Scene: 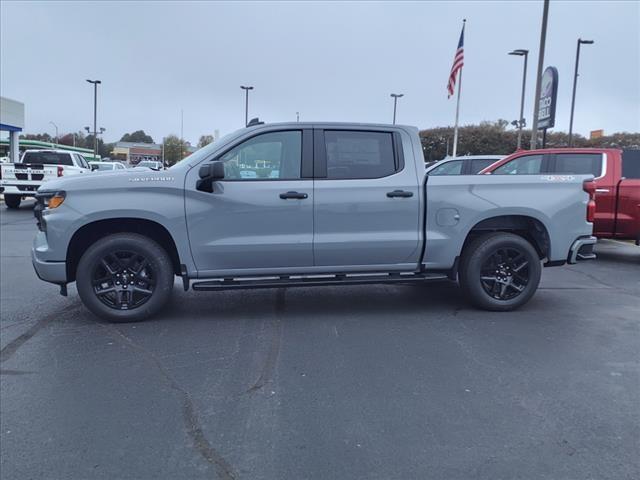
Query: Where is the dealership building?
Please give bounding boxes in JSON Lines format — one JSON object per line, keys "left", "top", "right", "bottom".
{"left": 112, "top": 141, "right": 162, "bottom": 165}
{"left": 0, "top": 96, "right": 25, "bottom": 162}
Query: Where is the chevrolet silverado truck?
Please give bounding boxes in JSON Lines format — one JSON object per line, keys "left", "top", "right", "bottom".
{"left": 32, "top": 122, "right": 596, "bottom": 322}
{"left": 1, "top": 149, "right": 92, "bottom": 209}
{"left": 481, "top": 148, "right": 640, "bottom": 244}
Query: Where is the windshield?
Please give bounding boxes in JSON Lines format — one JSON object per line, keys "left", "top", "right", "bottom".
{"left": 169, "top": 128, "right": 247, "bottom": 169}
{"left": 93, "top": 163, "right": 114, "bottom": 171}
{"left": 22, "top": 151, "right": 73, "bottom": 166}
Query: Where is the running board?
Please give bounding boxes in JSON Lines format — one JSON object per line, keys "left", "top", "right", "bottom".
{"left": 192, "top": 272, "right": 449, "bottom": 291}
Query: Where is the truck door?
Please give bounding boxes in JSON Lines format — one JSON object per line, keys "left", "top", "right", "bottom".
{"left": 312, "top": 128, "right": 421, "bottom": 270}
{"left": 184, "top": 129, "right": 314, "bottom": 275}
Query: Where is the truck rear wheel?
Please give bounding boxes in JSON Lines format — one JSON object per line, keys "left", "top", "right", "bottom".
{"left": 459, "top": 232, "right": 541, "bottom": 311}
{"left": 76, "top": 233, "right": 174, "bottom": 322}
{"left": 4, "top": 194, "right": 21, "bottom": 209}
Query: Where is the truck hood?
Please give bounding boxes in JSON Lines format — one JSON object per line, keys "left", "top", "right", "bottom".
{"left": 38, "top": 169, "right": 183, "bottom": 193}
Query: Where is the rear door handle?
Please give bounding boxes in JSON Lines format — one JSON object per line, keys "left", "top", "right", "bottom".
{"left": 279, "top": 191, "right": 308, "bottom": 200}
{"left": 386, "top": 190, "right": 413, "bottom": 198}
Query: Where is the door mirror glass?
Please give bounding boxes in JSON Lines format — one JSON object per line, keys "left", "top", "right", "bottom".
{"left": 198, "top": 161, "right": 225, "bottom": 180}
{"left": 196, "top": 161, "right": 225, "bottom": 192}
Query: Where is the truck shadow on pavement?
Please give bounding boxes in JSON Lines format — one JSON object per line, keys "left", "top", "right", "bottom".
{"left": 151, "top": 281, "right": 533, "bottom": 325}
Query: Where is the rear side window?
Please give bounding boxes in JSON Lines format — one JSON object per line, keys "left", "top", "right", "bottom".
{"left": 622, "top": 149, "right": 640, "bottom": 179}
{"left": 492, "top": 155, "right": 543, "bottom": 175}
{"left": 470, "top": 158, "right": 498, "bottom": 174}
{"left": 76, "top": 154, "right": 90, "bottom": 169}
{"left": 22, "top": 151, "right": 73, "bottom": 166}
{"left": 554, "top": 153, "right": 602, "bottom": 177}
{"left": 325, "top": 131, "right": 395, "bottom": 179}
{"left": 428, "top": 160, "right": 463, "bottom": 175}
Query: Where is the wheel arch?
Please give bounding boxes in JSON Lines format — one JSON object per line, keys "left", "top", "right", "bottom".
{"left": 461, "top": 215, "right": 551, "bottom": 260}
{"left": 66, "top": 218, "right": 181, "bottom": 282}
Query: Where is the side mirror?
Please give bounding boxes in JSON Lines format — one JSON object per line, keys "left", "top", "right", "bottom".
{"left": 196, "top": 161, "right": 225, "bottom": 192}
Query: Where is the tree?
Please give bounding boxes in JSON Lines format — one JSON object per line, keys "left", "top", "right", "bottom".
{"left": 163, "top": 135, "right": 187, "bottom": 166}
{"left": 198, "top": 135, "right": 214, "bottom": 148}
{"left": 418, "top": 120, "right": 640, "bottom": 162}
{"left": 20, "top": 133, "right": 53, "bottom": 142}
{"left": 120, "top": 130, "right": 154, "bottom": 144}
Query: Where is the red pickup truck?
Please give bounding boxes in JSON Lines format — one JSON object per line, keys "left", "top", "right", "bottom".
{"left": 481, "top": 148, "right": 640, "bottom": 244}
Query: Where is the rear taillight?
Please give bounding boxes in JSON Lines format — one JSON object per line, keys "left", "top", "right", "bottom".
{"left": 583, "top": 180, "right": 596, "bottom": 222}
{"left": 57, "top": 166, "right": 63, "bottom": 177}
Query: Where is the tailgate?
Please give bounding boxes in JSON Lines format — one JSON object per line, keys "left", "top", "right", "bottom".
{"left": 2, "top": 163, "right": 58, "bottom": 181}
{"left": 616, "top": 179, "right": 640, "bottom": 240}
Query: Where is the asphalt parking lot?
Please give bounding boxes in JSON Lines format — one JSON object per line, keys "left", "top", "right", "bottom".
{"left": 1, "top": 200, "right": 638, "bottom": 480}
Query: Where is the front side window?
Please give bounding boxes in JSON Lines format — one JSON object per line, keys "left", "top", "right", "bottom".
{"left": 219, "top": 130, "right": 302, "bottom": 180}
{"left": 324, "top": 131, "right": 395, "bottom": 179}
{"left": 429, "top": 160, "right": 463, "bottom": 175}
{"left": 492, "top": 155, "right": 544, "bottom": 175}
{"left": 554, "top": 153, "right": 602, "bottom": 177}
{"left": 76, "top": 154, "right": 90, "bottom": 169}
{"left": 470, "top": 158, "right": 499, "bottom": 174}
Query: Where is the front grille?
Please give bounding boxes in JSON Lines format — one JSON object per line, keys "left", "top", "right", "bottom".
{"left": 32, "top": 174, "right": 44, "bottom": 181}
{"left": 15, "top": 173, "right": 28, "bottom": 180}
{"left": 34, "top": 193, "right": 51, "bottom": 231}
{"left": 17, "top": 185, "right": 38, "bottom": 192}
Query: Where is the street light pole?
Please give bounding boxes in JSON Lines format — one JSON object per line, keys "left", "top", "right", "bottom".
{"left": 390, "top": 93, "right": 404, "bottom": 125}
{"left": 530, "top": 0, "right": 549, "bottom": 149}
{"left": 240, "top": 85, "right": 254, "bottom": 126}
{"left": 86, "top": 79, "right": 101, "bottom": 159}
{"left": 509, "top": 49, "right": 529, "bottom": 149}
{"left": 568, "top": 38, "right": 594, "bottom": 146}
{"left": 49, "top": 121, "right": 59, "bottom": 144}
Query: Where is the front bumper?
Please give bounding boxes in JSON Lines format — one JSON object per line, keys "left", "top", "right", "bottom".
{"left": 31, "top": 231, "right": 67, "bottom": 284}
{"left": 568, "top": 236, "right": 597, "bottom": 264}
{"left": 0, "top": 184, "right": 38, "bottom": 196}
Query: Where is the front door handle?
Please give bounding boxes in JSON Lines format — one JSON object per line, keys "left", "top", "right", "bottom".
{"left": 386, "top": 190, "right": 413, "bottom": 198}
{"left": 279, "top": 191, "right": 308, "bottom": 200}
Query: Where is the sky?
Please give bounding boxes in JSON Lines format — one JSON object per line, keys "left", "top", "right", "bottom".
{"left": 1, "top": 0, "right": 639, "bottom": 145}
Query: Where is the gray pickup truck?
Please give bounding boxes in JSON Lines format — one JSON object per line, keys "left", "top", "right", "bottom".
{"left": 32, "top": 122, "right": 596, "bottom": 322}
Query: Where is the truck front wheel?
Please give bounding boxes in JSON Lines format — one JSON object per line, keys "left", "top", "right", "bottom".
{"left": 459, "top": 232, "right": 541, "bottom": 311}
{"left": 76, "top": 233, "right": 174, "bottom": 322}
{"left": 4, "top": 194, "right": 21, "bottom": 209}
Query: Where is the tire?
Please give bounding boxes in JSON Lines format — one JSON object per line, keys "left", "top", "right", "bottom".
{"left": 459, "top": 232, "right": 541, "bottom": 311}
{"left": 4, "top": 194, "right": 21, "bottom": 209}
{"left": 76, "top": 233, "right": 174, "bottom": 322}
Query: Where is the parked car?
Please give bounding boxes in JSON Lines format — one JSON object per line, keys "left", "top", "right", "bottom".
{"left": 89, "top": 161, "right": 127, "bottom": 172}
{"left": 426, "top": 155, "right": 505, "bottom": 175}
{"left": 0, "top": 149, "right": 91, "bottom": 209}
{"left": 32, "top": 122, "right": 596, "bottom": 322}
{"left": 481, "top": 148, "right": 640, "bottom": 244}
{"left": 240, "top": 170, "right": 258, "bottom": 178}
{"left": 137, "top": 160, "right": 164, "bottom": 171}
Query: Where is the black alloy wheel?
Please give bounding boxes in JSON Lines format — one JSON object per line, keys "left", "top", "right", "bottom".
{"left": 92, "top": 251, "right": 156, "bottom": 310}
{"left": 479, "top": 247, "right": 530, "bottom": 301}
{"left": 459, "top": 232, "right": 541, "bottom": 311}
{"left": 76, "top": 233, "right": 174, "bottom": 322}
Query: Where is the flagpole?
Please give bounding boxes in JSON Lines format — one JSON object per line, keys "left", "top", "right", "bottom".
{"left": 452, "top": 67, "right": 463, "bottom": 157}
{"left": 452, "top": 18, "right": 465, "bottom": 158}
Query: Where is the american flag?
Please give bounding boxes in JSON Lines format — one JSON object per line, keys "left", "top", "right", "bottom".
{"left": 447, "top": 22, "right": 465, "bottom": 98}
